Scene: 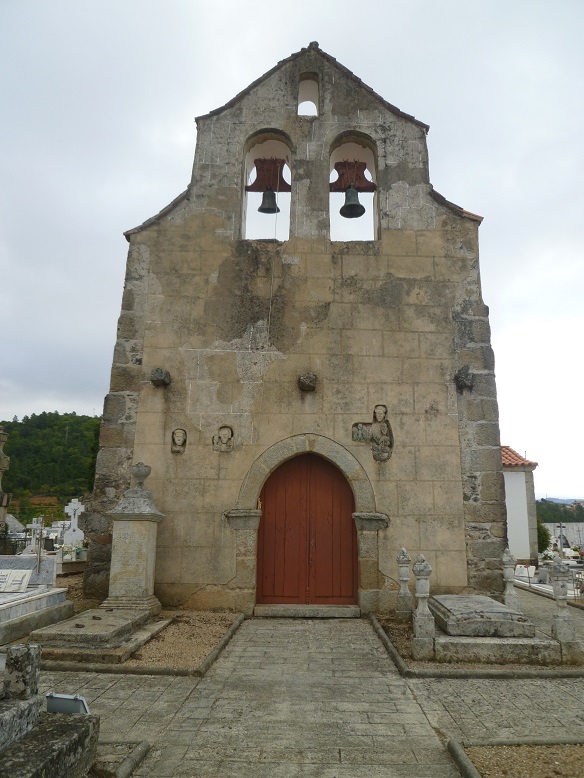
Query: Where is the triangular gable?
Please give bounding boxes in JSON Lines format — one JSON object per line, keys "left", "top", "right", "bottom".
{"left": 196, "top": 41, "right": 430, "bottom": 132}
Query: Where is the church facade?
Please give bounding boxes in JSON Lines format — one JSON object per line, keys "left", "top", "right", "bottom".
{"left": 83, "top": 43, "right": 507, "bottom": 613}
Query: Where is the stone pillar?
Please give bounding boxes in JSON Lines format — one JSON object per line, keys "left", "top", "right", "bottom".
{"left": 549, "top": 556, "right": 583, "bottom": 664}
{"left": 502, "top": 548, "right": 521, "bottom": 611}
{"left": 3, "top": 644, "right": 40, "bottom": 700}
{"left": 411, "top": 554, "right": 435, "bottom": 660}
{"left": 101, "top": 462, "right": 164, "bottom": 614}
{"left": 353, "top": 512, "right": 389, "bottom": 614}
{"left": 226, "top": 509, "right": 262, "bottom": 615}
{"left": 396, "top": 547, "right": 413, "bottom": 621}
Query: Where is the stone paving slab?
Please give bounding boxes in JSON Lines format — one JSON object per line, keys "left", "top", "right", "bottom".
{"left": 408, "top": 675, "right": 584, "bottom": 744}
{"left": 40, "top": 619, "right": 459, "bottom": 777}
{"left": 36, "top": 589, "right": 584, "bottom": 775}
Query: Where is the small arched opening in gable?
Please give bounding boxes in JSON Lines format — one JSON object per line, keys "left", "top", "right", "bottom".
{"left": 297, "top": 73, "right": 319, "bottom": 116}
{"left": 243, "top": 131, "right": 292, "bottom": 241}
{"left": 329, "top": 133, "right": 378, "bottom": 241}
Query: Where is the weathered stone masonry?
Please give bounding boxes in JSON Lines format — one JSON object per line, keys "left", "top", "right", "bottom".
{"left": 82, "top": 42, "right": 507, "bottom": 610}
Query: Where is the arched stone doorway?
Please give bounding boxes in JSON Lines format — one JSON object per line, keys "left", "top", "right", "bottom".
{"left": 257, "top": 453, "right": 358, "bottom": 605}
{"left": 226, "top": 434, "right": 389, "bottom": 614}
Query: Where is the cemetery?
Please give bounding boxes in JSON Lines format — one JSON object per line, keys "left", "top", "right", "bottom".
{"left": 1, "top": 41, "right": 584, "bottom": 777}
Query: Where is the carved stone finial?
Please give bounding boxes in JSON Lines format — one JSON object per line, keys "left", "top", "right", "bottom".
{"left": 396, "top": 547, "right": 413, "bottom": 619}
{"left": 132, "top": 462, "right": 151, "bottom": 489}
{"left": 397, "top": 547, "right": 411, "bottom": 566}
{"left": 413, "top": 553, "right": 432, "bottom": 579}
{"left": 107, "top": 462, "right": 164, "bottom": 525}
{"left": 298, "top": 372, "right": 317, "bottom": 392}
{"left": 502, "top": 548, "right": 516, "bottom": 566}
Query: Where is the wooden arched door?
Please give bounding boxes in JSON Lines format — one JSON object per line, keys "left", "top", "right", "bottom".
{"left": 256, "top": 453, "right": 357, "bottom": 605}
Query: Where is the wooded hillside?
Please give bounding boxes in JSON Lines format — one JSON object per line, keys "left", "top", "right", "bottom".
{"left": 0, "top": 412, "right": 100, "bottom": 518}
{"left": 536, "top": 498, "right": 584, "bottom": 524}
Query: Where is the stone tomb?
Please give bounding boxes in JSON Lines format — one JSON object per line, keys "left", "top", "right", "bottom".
{"left": 0, "top": 557, "right": 73, "bottom": 645}
{"left": 426, "top": 593, "right": 559, "bottom": 664}
{"left": 31, "top": 608, "right": 171, "bottom": 664}
{"left": 429, "top": 594, "right": 535, "bottom": 637}
{"left": 0, "top": 644, "right": 98, "bottom": 776}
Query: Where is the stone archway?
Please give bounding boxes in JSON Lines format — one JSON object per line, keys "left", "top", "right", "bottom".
{"left": 226, "top": 434, "right": 389, "bottom": 613}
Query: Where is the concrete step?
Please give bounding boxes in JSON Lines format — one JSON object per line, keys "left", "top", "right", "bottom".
{"left": 253, "top": 604, "right": 360, "bottom": 618}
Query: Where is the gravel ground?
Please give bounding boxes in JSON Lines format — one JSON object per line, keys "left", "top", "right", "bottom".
{"left": 56, "top": 572, "right": 102, "bottom": 613}
{"left": 465, "top": 744, "right": 584, "bottom": 777}
{"left": 125, "top": 610, "right": 237, "bottom": 669}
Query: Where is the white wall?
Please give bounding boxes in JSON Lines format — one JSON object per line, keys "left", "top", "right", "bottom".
{"left": 504, "top": 471, "right": 530, "bottom": 560}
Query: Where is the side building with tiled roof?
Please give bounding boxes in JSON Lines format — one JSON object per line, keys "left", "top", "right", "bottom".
{"left": 502, "top": 446, "right": 538, "bottom": 563}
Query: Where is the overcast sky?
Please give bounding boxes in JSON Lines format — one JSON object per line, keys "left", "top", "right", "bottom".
{"left": 1, "top": 1, "right": 582, "bottom": 498}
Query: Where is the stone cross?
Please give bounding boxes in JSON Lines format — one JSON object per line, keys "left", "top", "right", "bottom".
{"left": 396, "top": 547, "right": 413, "bottom": 619}
{"left": 63, "top": 498, "right": 85, "bottom": 547}
{"left": 22, "top": 518, "right": 43, "bottom": 555}
{"left": 411, "top": 554, "right": 435, "bottom": 660}
{"left": 549, "top": 556, "right": 583, "bottom": 663}
{"left": 64, "top": 498, "right": 85, "bottom": 528}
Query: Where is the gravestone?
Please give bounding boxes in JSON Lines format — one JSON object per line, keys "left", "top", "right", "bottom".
{"left": 0, "top": 557, "right": 56, "bottom": 588}
{"left": 63, "top": 498, "right": 85, "bottom": 547}
{"left": 21, "top": 519, "right": 43, "bottom": 556}
{"left": 429, "top": 594, "right": 535, "bottom": 638}
{"left": 0, "top": 557, "right": 72, "bottom": 644}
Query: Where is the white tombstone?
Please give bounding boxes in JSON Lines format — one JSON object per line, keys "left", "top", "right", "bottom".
{"left": 63, "top": 498, "right": 85, "bottom": 547}
{"left": 22, "top": 518, "right": 44, "bottom": 555}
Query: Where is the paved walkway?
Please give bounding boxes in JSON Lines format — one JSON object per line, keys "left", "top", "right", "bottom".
{"left": 41, "top": 619, "right": 458, "bottom": 777}
{"left": 38, "top": 590, "right": 584, "bottom": 776}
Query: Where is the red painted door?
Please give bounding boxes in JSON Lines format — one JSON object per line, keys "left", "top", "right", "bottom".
{"left": 256, "top": 454, "right": 357, "bottom": 605}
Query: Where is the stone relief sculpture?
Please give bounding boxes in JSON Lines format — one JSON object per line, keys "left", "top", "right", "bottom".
{"left": 212, "top": 425, "right": 234, "bottom": 452}
{"left": 370, "top": 404, "right": 393, "bottom": 462}
{"left": 171, "top": 428, "right": 187, "bottom": 453}
{"left": 351, "top": 405, "right": 394, "bottom": 462}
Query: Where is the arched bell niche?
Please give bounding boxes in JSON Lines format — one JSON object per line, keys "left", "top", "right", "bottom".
{"left": 243, "top": 131, "right": 292, "bottom": 241}
{"left": 297, "top": 72, "right": 319, "bottom": 116}
{"left": 329, "top": 133, "right": 378, "bottom": 241}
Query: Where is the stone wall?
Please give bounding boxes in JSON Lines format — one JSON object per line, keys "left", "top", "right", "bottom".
{"left": 84, "top": 43, "right": 505, "bottom": 606}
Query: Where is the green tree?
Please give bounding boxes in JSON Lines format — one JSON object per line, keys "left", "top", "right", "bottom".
{"left": 537, "top": 517, "right": 551, "bottom": 554}
{"left": 0, "top": 412, "right": 101, "bottom": 501}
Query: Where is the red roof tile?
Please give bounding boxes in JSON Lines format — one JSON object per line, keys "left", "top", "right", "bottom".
{"left": 501, "top": 446, "right": 538, "bottom": 468}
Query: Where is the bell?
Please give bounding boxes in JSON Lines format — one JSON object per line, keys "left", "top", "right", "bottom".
{"left": 339, "top": 185, "right": 365, "bottom": 219}
{"left": 258, "top": 189, "right": 280, "bottom": 214}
